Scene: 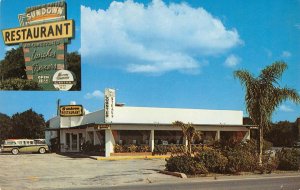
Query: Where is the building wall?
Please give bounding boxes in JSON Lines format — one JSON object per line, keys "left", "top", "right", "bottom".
{"left": 111, "top": 107, "right": 243, "bottom": 125}
{"left": 49, "top": 116, "right": 60, "bottom": 128}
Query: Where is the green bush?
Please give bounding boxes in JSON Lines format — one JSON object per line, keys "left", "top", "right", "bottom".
{"left": 82, "top": 141, "right": 94, "bottom": 153}
{"left": 192, "top": 144, "right": 204, "bottom": 153}
{"left": 165, "top": 154, "right": 208, "bottom": 175}
{"left": 224, "top": 143, "right": 258, "bottom": 174}
{"left": 195, "top": 147, "right": 228, "bottom": 173}
{"left": 0, "top": 78, "right": 41, "bottom": 90}
{"left": 50, "top": 137, "right": 59, "bottom": 152}
{"left": 276, "top": 148, "right": 299, "bottom": 170}
{"left": 169, "top": 145, "right": 186, "bottom": 154}
{"left": 114, "top": 144, "right": 124, "bottom": 153}
{"left": 153, "top": 145, "right": 186, "bottom": 155}
{"left": 256, "top": 151, "right": 279, "bottom": 174}
{"left": 114, "top": 144, "right": 151, "bottom": 153}
{"left": 263, "top": 140, "right": 273, "bottom": 151}
{"left": 127, "top": 144, "right": 137, "bottom": 152}
{"left": 153, "top": 145, "right": 168, "bottom": 155}
{"left": 137, "top": 145, "right": 151, "bottom": 152}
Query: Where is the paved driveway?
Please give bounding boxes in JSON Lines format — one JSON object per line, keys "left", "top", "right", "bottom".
{"left": 0, "top": 153, "right": 175, "bottom": 190}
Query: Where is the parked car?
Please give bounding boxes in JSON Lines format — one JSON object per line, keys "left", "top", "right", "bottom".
{"left": 0, "top": 139, "right": 49, "bottom": 155}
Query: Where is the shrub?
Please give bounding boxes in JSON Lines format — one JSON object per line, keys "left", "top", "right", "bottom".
{"left": 169, "top": 145, "right": 186, "bottom": 154}
{"left": 256, "top": 151, "right": 279, "bottom": 174}
{"left": 195, "top": 147, "right": 228, "bottom": 173}
{"left": 153, "top": 145, "right": 168, "bottom": 155}
{"left": 114, "top": 144, "right": 152, "bottom": 153}
{"left": 82, "top": 141, "right": 94, "bottom": 153}
{"left": 0, "top": 78, "right": 41, "bottom": 90}
{"left": 263, "top": 140, "right": 273, "bottom": 151}
{"left": 276, "top": 148, "right": 299, "bottom": 171}
{"left": 137, "top": 145, "right": 151, "bottom": 152}
{"left": 153, "top": 145, "right": 187, "bottom": 155}
{"left": 50, "top": 137, "right": 59, "bottom": 152}
{"left": 114, "top": 144, "right": 124, "bottom": 153}
{"left": 191, "top": 144, "right": 204, "bottom": 153}
{"left": 165, "top": 154, "right": 208, "bottom": 175}
{"left": 224, "top": 144, "right": 258, "bottom": 174}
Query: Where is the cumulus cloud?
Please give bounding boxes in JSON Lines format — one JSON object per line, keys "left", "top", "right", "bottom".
{"left": 281, "top": 51, "right": 291, "bottom": 58}
{"left": 81, "top": 0, "right": 241, "bottom": 74}
{"left": 224, "top": 54, "right": 240, "bottom": 68}
{"left": 5, "top": 45, "right": 17, "bottom": 51}
{"left": 84, "top": 108, "right": 91, "bottom": 114}
{"left": 70, "top": 101, "right": 76, "bottom": 105}
{"left": 84, "top": 90, "right": 104, "bottom": 99}
{"left": 279, "top": 105, "right": 294, "bottom": 112}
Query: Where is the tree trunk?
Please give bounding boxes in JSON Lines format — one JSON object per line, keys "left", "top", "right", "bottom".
{"left": 259, "top": 124, "right": 263, "bottom": 165}
{"left": 188, "top": 141, "right": 192, "bottom": 155}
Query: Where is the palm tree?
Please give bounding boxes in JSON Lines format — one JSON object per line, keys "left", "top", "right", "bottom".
{"left": 234, "top": 61, "right": 300, "bottom": 164}
{"left": 173, "top": 121, "right": 200, "bottom": 155}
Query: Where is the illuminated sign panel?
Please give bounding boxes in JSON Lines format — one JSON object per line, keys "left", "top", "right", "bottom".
{"left": 2, "top": 20, "right": 74, "bottom": 44}
{"left": 60, "top": 105, "right": 83, "bottom": 117}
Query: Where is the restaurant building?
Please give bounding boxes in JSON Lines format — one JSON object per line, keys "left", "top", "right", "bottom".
{"left": 46, "top": 88, "right": 251, "bottom": 157}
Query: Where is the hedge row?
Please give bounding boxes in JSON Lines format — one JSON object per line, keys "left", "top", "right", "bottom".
{"left": 114, "top": 144, "right": 151, "bottom": 153}
{"left": 166, "top": 141, "right": 300, "bottom": 175}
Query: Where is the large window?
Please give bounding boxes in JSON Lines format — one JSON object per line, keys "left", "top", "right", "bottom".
{"left": 154, "top": 131, "right": 183, "bottom": 145}
{"left": 114, "top": 130, "right": 150, "bottom": 145}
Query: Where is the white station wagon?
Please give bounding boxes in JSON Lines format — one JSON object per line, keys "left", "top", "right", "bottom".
{"left": 0, "top": 139, "right": 49, "bottom": 155}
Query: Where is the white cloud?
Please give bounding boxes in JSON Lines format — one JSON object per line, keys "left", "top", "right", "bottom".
{"left": 224, "top": 54, "right": 240, "bottom": 68}
{"left": 81, "top": 0, "right": 241, "bottom": 74}
{"left": 279, "top": 105, "right": 294, "bottom": 112}
{"left": 84, "top": 108, "right": 91, "bottom": 114}
{"left": 5, "top": 45, "right": 17, "bottom": 51}
{"left": 84, "top": 90, "right": 104, "bottom": 99}
{"left": 70, "top": 101, "right": 76, "bottom": 105}
{"left": 281, "top": 51, "right": 291, "bottom": 58}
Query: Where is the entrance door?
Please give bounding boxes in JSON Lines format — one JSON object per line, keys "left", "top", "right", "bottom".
{"left": 71, "top": 133, "right": 78, "bottom": 151}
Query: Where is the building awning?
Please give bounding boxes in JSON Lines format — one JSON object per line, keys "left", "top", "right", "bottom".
{"left": 45, "top": 123, "right": 111, "bottom": 131}
{"left": 107, "top": 122, "right": 257, "bottom": 128}
{"left": 45, "top": 122, "right": 258, "bottom": 131}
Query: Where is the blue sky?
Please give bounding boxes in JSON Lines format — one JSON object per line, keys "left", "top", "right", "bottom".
{"left": 0, "top": 0, "right": 300, "bottom": 122}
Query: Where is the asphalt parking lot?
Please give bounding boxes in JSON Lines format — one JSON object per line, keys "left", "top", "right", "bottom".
{"left": 0, "top": 153, "right": 175, "bottom": 190}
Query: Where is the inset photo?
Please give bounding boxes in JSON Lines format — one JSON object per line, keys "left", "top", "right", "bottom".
{"left": 0, "top": 0, "right": 81, "bottom": 91}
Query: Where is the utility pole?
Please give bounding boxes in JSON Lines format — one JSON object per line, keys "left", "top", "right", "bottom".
{"left": 57, "top": 99, "right": 60, "bottom": 116}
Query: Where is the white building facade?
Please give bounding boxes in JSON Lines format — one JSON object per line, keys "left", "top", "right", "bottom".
{"left": 46, "top": 88, "right": 251, "bottom": 157}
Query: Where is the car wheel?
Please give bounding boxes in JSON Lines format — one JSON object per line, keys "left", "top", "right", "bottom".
{"left": 39, "top": 147, "right": 46, "bottom": 154}
{"left": 11, "top": 148, "right": 19, "bottom": 155}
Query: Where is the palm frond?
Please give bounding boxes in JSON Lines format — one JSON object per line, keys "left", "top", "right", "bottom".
{"left": 259, "top": 61, "right": 287, "bottom": 84}
{"left": 233, "top": 70, "right": 255, "bottom": 90}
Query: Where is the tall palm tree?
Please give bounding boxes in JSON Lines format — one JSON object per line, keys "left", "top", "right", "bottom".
{"left": 234, "top": 61, "right": 300, "bottom": 164}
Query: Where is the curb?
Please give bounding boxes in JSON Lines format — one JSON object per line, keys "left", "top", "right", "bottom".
{"left": 96, "top": 155, "right": 170, "bottom": 161}
{"left": 158, "top": 170, "right": 187, "bottom": 178}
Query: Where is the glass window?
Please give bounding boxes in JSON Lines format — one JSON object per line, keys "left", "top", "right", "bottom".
{"left": 6, "top": 141, "right": 16, "bottom": 145}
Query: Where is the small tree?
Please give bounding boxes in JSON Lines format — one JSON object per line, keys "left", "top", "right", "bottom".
{"left": 173, "top": 121, "right": 200, "bottom": 155}
{"left": 11, "top": 109, "right": 46, "bottom": 139}
{"left": 0, "top": 113, "right": 13, "bottom": 142}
